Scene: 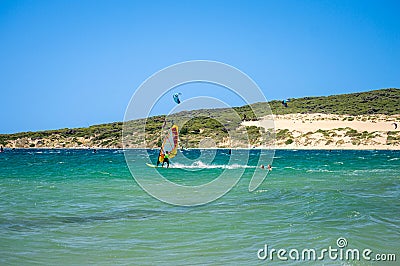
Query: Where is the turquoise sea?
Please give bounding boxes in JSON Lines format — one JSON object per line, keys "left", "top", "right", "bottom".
{"left": 0, "top": 149, "right": 399, "bottom": 265}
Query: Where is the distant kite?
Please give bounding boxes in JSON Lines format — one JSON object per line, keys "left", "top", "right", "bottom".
{"left": 393, "top": 123, "right": 398, "bottom": 130}
{"left": 281, "top": 99, "right": 289, "bottom": 108}
{"left": 173, "top": 93, "right": 182, "bottom": 104}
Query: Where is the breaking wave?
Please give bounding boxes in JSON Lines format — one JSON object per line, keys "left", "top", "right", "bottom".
{"left": 170, "top": 161, "right": 256, "bottom": 169}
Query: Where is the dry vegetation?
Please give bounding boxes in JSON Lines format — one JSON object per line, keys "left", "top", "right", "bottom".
{"left": 1, "top": 88, "right": 399, "bottom": 149}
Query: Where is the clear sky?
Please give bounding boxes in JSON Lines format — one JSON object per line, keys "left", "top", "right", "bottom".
{"left": 1, "top": 0, "right": 399, "bottom": 133}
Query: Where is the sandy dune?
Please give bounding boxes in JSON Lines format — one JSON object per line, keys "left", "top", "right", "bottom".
{"left": 243, "top": 113, "right": 400, "bottom": 149}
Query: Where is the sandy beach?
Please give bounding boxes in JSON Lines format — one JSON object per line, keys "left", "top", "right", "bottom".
{"left": 2, "top": 113, "right": 399, "bottom": 150}
{"left": 243, "top": 113, "right": 400, "bottom": 150}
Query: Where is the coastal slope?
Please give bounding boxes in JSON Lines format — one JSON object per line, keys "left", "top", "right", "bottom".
{"left": 1, "top": 88, "right": 399, "bottom": 149}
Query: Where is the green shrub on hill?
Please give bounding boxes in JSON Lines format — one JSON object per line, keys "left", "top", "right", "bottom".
{"left": 1, "top": 88, "right": 399, "bottom": 148}
{"left": 268, "top": 88, "right": 399, "bottom": 115}
{"left": 245, "top": 126, "right": 262, "bottom": 145}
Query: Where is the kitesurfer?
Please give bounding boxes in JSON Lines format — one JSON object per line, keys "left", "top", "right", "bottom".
{"left": 0, "top": 146, "right": 3, "bottom": 153}
{"left": 260, "top": 164, "right": 272, "bottom": 170}
{"left": 162, "top": 151, "right": 170, "bottom": 168}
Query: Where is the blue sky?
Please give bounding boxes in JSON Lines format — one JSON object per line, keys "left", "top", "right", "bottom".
{"left": 1, "top": 0, "right": 399, "bottom": 133}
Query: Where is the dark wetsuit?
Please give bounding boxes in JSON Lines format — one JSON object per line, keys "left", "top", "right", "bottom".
{"left": 162, "top": 153, "right": 170, "bottom": 168}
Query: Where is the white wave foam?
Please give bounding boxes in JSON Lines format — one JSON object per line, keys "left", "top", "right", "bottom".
{"left": 170, "top": 161, "right": 255, "bottom": 169}
{"left": 284, "top": 166, "right": 299, "bottom": 170}
{"left": 306, "top": 169, "right": 333, "bottom": 173}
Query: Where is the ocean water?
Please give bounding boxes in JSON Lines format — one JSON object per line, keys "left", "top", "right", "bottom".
{"left": 0, "top": 149, "right": 399, "bottom": 265}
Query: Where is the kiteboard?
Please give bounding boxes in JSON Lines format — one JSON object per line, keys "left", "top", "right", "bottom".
{"left": 146, "top": 163, "right": 172, "bottom": 168}
{"left": 146, "top": 163, "right": 158, "bottom": 168}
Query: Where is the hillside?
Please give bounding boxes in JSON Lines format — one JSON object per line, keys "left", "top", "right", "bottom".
{"left": 1, "top": 88, "right": 399, "bottom": 149}
{"left": 269, "top": 88, "right": 400, "bottom": 115}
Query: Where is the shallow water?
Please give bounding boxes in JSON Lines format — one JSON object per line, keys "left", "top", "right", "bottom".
{"left": 0, "top": 149, "right": 399, "bottom": 265}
